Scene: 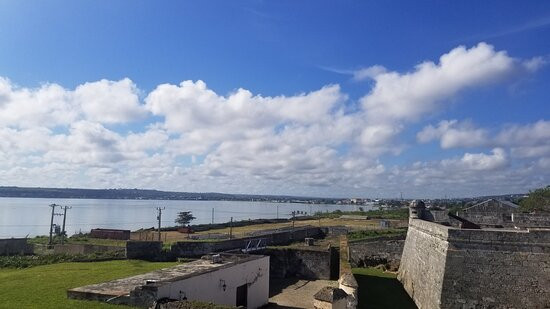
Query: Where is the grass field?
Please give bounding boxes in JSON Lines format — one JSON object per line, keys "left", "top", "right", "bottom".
{"left": 353, "top": 267, "right": 417, "bottom": 309}
{"left": 0, "top": 260, "right": 177, "bottom": 309}
{"left": 132, "top": 217, "right": 407, "bottom": 243}
{"left": 29, "top": 235, "right": 127, "bottom": 247}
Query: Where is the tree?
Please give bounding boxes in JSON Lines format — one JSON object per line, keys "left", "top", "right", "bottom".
{"left": 175, "top": 211, "right": 196, "bottom": 227}
{"left": 519, "top": 186, "right": 550, "bottom": 213}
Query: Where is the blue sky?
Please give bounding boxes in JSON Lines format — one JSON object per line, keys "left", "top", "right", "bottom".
{"left": 0, "top": 1, "right": 548, "bottom": 198}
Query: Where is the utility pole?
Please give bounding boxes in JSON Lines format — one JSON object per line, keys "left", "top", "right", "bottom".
{"left": 211, "top": 208, "right": 214, "bottom": 225}
{"left": 60, "top": 206, "right": 72, "bottom": 245}
{"left": 156, "top": 207, "right": 165, "bottom": 242}
{"left": 292, "top": 211, "right": 296, "bottom": 228}
{"left": 229, "top": 217, "right": 233, "bottom": 239}
{"left": 276, "top": 205, "right": 279, "bottom": 219}
{"left": 48, "top": 204, "right": 62, "bottom": 247}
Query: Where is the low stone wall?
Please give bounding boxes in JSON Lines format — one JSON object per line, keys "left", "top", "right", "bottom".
{"left": 512, "top": 213, "right": 550, "bottom": 228}
{"left": 398, "top": 218, "right": 550, "bottom": 309}
{"left": 0, "top": 238, "right": 33, "bottom": 256}
{"left": 54, "top": 244, "right": 125, "bottom": 255}
{"left": 348, "top": 235, "right": 405, "bottom": 270}
{"left": 171, "top": 226, "right": 325, "bottom": 257}
{"left": 261, "top": 247, "right": 337, "bottom": 280}
{"left": 126, "top": 241, "right": 163, "bottom": 260}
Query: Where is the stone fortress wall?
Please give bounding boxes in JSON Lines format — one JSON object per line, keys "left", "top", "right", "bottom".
{"left": 398, "top": 205, "right": 550, "bottom": 309}
{"left": 348, "top": 235, "right": 405, "bottom": 270}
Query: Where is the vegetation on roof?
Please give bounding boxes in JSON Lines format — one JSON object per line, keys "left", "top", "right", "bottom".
{"left": 348, "top": 229, "right": 407, "bottom": 241}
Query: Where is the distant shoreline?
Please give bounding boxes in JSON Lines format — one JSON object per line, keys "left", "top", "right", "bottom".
{"left": 0, "top": 186, "right": 340, "bottom": 204}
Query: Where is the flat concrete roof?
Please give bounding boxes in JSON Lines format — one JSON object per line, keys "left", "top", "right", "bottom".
{"left": 68, "top": 254, "right": 265, "bottom": 301}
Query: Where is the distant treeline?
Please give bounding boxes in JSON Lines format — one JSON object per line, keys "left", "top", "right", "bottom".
{"left": 0, "top": 186, "right": 338, "bottom": 203}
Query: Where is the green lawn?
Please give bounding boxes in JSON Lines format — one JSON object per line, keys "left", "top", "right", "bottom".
{"left": 0, "top": 260, "right": 177, "bottom": 309}
{"left": 353, "top": 267, "right": 417, "bottom": 309}
{"left": 29, "top": 235, "right": 127, "bottom": 247}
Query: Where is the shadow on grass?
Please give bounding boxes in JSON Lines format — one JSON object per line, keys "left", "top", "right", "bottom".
{"left": 353, "top": 268, "right": 417, "bottom": 309}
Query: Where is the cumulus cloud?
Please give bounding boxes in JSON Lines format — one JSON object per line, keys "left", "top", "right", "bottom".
{"left": 74, "top": 78, "right": 146, "bottom": 123}
{"left": 0, "top": 77, "right": 146, "bottom": 127}
{"left": 0, "top": 42, "right": 546, "bottom": 197}
{"left": 360, "top": 42, "right": 531, "bottom": 123}
{"left": 417, "top": 120, "right": 489, "bottom": 148}
{"left": 353, "top": 65, "right": 387, "bottom": 81}
{"left": 443, "top": 148, "right": 508, "bottom": 171}
{"left": 418, "top": 119, "right": 550, "bottom": 159}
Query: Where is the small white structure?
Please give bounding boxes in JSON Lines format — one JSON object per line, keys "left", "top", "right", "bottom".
{"left": 68, "top": 253, "right": 270, "bottom": 309}
{"left": 152, "top": 254, "right": 269, "bottom": 308}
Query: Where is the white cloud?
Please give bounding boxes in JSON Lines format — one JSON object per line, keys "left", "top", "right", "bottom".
{"left": 74, "top": 78, "right": 146, "bottom": 124}
{"left": 360, "top": 42, "right": 526, "bottom": 123}
{"left": 0, "top": 42, "right": 546, "bottom": 197}
{"left": 353, "top": 65, "right": 387, "bottom": 81}
{"left": 0, "top": 77, "right": 77, "bottom": 128}
{"left": 495, "top": 120, "right": 550, "bottom": 146}
{"left": 445, "top": 148, "right": 508, "bottom": 171}
{"left": 0, "top": 77, "right": 146, "bottom": 127}
{"left": 418, "top": 119, "right": 550, "bottom": 161}
{"left": 417, "top": 120, "right": 489, "bottom": 148}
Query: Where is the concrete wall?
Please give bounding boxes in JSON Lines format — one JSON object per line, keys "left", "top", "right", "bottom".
{"left": 126, "top": 241, "right": 163, "bottom": 260}
{"left": 348, "top": 235, "right": 405, "bottom": 270}
{"left": 171, "top": 226, "right": 325, "bottom": 257}
{"left": 54, "top": 243, "right": 124, "bottom": 255}
{"left": 0, "top": 238, "right": 33, "bottom": 256}
{"left": 153, "top": 256, "right": 270, "bottom": 309}
{"left": 262, "top": 247, "right": 337, "bottom": 280}
{"left": 398, "top": 218, "right": 550, "bottom": 309}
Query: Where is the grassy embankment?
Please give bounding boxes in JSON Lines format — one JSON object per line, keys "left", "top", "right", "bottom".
{"left": 0, "top": 260, "right": 177, "bottom": 309}
{"left": 353, "top": 267, "right": 417, "bottom": 309}
{"left": 134, "top": 208, "right": 410, "bottom": 243}
{"left": 348, "top": 228, "right": 407, "bottom": 241}
{"left": 29, "top": 234, "right": 127, "bottom": 247}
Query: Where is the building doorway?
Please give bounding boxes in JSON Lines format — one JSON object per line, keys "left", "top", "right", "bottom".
{"left": 236, "top": 283, "right": 248, "bottom": 307}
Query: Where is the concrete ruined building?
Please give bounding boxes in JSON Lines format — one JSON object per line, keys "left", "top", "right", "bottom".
{"left": 398, "top": 200, "right": 550, "bottom": 309}
{"left": 69, "top": 254, "right": 270, "bottom": 308}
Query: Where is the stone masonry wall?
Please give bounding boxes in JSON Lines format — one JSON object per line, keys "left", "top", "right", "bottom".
{"left": 399, "top": 218, "right": 550, "bottom": 309}
{"left": 455, "top": 212, "right": 510, "bottom": 226}
{"left": 54, "top": 243, "right": 125, "bottom": 255}
{"left": 512, "top": 213, "right": 550, "bottom": 228}
{"left": 262, "top": 247, "right": 335, "bottom": 280}
{"left": 171, "top": 226, "right": 325, "bottom": 257}
{"left": 348, "top": 235, "right": 405, "bottom": 270}
{"left": 398, "top": 219, "right": 449, "bottom": 309}
{"left": 126, "top": 241, "right": 163, "bottom": 260}
{"left": 441, "top": 228, "right": 550, "bottom": 308}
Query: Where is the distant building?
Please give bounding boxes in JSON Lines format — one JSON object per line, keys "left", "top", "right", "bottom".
{"left": 460, "top": 198, "right": 518, "bottom": 214}
{"left": 455, "top": 199, "right": 519, "bottom": 227}
{"left": 90, "top": 228, "right": 131, "bottom": 240}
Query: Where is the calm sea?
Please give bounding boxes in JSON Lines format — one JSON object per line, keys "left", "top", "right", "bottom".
{"left": 0, "top": 197, "right": 371, "bottom": 238}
